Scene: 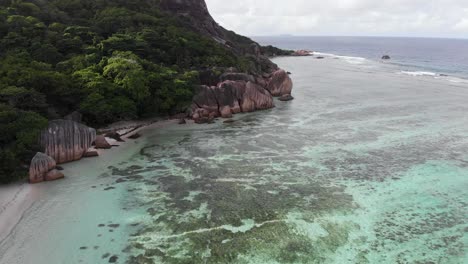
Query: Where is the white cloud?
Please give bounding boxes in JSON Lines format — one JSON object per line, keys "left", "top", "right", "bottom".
{"left": 454, "top": 19, "right": 468, "bottom": 30}
{"left": 205, "top": 0, "right": 468, "bottom": 38}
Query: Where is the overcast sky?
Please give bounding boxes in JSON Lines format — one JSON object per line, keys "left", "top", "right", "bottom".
{"left": 205, "top": 0, "right": 468, "bottom": 38}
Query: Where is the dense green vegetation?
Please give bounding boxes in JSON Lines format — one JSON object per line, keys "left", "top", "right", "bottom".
{"left": 0, "top": 0, "right": 260, "bottom": 182}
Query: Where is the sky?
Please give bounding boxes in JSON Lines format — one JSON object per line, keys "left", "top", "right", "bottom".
{"left": 205, "top": 0, "right": 468, "bottom": 38}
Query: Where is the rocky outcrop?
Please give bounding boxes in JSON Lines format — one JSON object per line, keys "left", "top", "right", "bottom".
{"left": 382, "top": 55, "right": 391, "bottom": 60}
{"left": 192, "top": 79, "right": 275, "bottom": 122}
{"left": 40, "top": 120, "right": 96, "bottom": 164}
{"left": 95, "top": 135, "right": 112, "bottom": 149}
{"left": 292, "top": 50, "right": 312, "bottom": 56}
{"left": 161, "top": 0, "right": 294, "bottom": 121}
{"left": 266, "top": 70, "right": 293, "bottom": 96}
{"left": 29, "top": 152, "right": 58, "bottom": 183}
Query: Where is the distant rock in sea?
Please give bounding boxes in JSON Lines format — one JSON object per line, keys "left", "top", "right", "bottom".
{"left": 382, "top": 55, "right": 391, "bottom": 60}
{"left": 292, "top": 50, "right": 312, "bottom": 56}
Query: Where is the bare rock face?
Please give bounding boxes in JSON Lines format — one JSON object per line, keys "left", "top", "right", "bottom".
{"left": 241, "top": 81, "right": 275, "bottom": 112}
{"left": 29, "top": 152, "right": 57, "bottom": 183}
{"left": 95, "top": 135, "right": 112, "bottom": 149}
{"left": 40, "top": 120, "right": 96, "bottom": 164}
{"left": 192, "top": 80, "right": 274, "bottom": 121}
{"left": 159, "top": 0, "right": 279, "bottom": 74}
{"left": 266, "top": 69, "right": 293, "bottom": 96}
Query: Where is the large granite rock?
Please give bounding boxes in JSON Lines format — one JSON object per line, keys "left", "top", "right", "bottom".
{"left": 29, "top": 152, "right": 57, "bottom": 184}
{"left": 266, "top": 69, "right": 293, "bottom": 96}
{"left": 40, "top": 120, "right": 96, "bottom": 164}
{"left": 192, "top": 80, "right": 274, "bottom": 121}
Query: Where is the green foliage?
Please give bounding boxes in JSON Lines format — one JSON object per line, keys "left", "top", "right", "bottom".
{"left": 0, "top": 103, "right": 47, "bottom": 183}
{"left": 0, "top": 0, "right": 265, "bottom": 182}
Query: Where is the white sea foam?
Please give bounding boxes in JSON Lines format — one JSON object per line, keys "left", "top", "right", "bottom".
{"left": 398, "top": 70, "right": 468, "bottom": 85}
{"left": 399, "top": 71, "right": 438, "bottom": 77}
{"left": 313, "top": 52, "right": 367, "bottom": 65}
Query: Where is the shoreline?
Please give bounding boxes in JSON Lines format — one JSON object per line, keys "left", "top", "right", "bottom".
{"left": 0, "top": 118, "right": 180, "bottom": 246}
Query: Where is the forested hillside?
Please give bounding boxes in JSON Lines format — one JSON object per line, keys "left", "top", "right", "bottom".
{"left": 0, "top": 0, "right": 283, "bottom": 182}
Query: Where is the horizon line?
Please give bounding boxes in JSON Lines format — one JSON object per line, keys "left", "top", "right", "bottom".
{"left": 250, "top": 35, "right": 468, "bottom": 40}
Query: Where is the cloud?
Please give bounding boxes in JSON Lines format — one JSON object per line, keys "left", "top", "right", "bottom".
{"left": 205, "top": 0, "right": 468, "bottom": 38}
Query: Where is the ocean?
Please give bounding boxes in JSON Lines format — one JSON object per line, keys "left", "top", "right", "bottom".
{"left": 1, "top": 38, "right": 468, "bottom": 264}
{"left": 255, "top": 36, "right": 468, "bottom": 82}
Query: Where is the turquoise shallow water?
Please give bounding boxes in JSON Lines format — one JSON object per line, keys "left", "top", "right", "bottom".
{"left": 1, "top": 56, "right": 468, "bottom": 263}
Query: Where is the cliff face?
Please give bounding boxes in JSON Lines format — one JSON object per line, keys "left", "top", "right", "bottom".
{"left": 159, "top": 0, "right": 224, "bottom": 42}
{"left": 159, "top": 0, "right": 279, "bottom": 74}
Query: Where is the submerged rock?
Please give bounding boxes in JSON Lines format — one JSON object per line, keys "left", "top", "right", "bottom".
{"left": 279, "top": 94, "right": 294, "bottom": 101}
{"left": 128, "top": 133, "right": 141, "bottom": 139}
{"left": 266, "top": 69, "right": 293, "bottom": 96}
{"left": 40, "top": 120, "right": 96, "bottom": 164}
{"left": 29, "top": 152, "right": 57, "bottom": 184}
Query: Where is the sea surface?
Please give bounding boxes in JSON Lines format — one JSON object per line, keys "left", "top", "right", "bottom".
{"left": 1, "top": 44, "right": 468, "bottom": 263}
{"left": 255, "top": 36, "right": 468, "bottom": 82}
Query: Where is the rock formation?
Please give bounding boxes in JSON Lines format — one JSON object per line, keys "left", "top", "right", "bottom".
{"left": 29, "top": 152, "right": 61, "bottom": 183}
{"left": 382, "top": 55, "right": 391, "bottom": 60}
{"left": 161, "top": 0, "right": 294, "bottom": 121}
{"left": 266, "top": 70, "right": 293, "bottom": 96}
{"left": 40, "top": 120, "right": 96, "bottom": 164}
{"left": 192, "top": 79, "right": 275, "bottom": 122}
{"left": 95, "top": 135, "right": 112, "bottom": 149}
{"left": 292, "top": 50, "right": 312, "bottom": 56}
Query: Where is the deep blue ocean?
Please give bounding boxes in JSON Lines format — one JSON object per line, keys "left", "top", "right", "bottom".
{"left": 254, "top": 36, "right": 468, "bottom": 79}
